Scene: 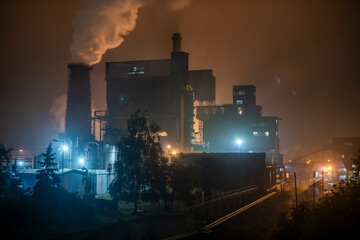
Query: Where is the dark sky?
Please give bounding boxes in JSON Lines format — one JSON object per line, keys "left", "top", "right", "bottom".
{"left": 0, "top": 0, "right": 359, "bottom": 160}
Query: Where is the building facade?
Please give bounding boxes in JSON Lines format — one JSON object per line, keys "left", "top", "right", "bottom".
{"left": 196, "top": 85, "right": 283, "bottom": 166}
{"left": 104, "top": 33, "right": 215, "bottom": 151}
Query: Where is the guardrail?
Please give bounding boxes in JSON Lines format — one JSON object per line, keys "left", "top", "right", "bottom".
{"left": 185, "top": 185, "right": 259, "bottom": 208}
{"left": 163, "top": 190, "right": 278, "bottom": 240}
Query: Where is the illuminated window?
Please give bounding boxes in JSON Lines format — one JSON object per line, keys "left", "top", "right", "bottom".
{"left": 126, "top": 66, "right": 145, "bottom": 75}
{"left": 234, "top": 90, "right": 245, "bottom": 96}
{"left": 237, "top": 107, "right": 243, "bottom": 115}
{"left": 236, "top": 100, "right": 243, "bottom": 105}
{"left": 265, "top": 132, "right": 269, "bottom": 136}
{"left": 253, "top": 132, "right": 259, "bottom": 136}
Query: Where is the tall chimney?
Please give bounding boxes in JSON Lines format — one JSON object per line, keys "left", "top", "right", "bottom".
{"left": 172, "top": 33, "right": 182, "bottom": 52}
{"left": 65, "top": 63, "right": 93, "bottom": 151}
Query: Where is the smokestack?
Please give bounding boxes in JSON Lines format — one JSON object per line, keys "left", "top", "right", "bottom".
{"left": 65, "top": 63, "right": 93, "bottom": 150}
{"left": 172, "top": 33, "right": 182, "bottom": 52}
{"left": 171, "top": 33, "right": 188, "bottom": 74}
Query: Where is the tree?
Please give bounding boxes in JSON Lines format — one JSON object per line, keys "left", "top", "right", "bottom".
{"left": 273, "top": 180, "right": 360, "bottom": 239}
{"left": 0, "top": 143, "right": 13, "bottom": 198}
{"left": 111, "top": 110, "right": 169, "bottom": 212}
{"left": 351, "top": 147, "right": 360, "bottom": 181}
{"left": 34, "top": 143, "right": 60, "bottom": 193}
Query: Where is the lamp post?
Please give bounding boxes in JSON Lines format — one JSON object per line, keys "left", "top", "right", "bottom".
{"left": 62, "top": 145, "right": 68, "bottom": 173}
{"left": 53, "top": 139, "right": 68, "bottom": 173}
{"left": 236, "top": 139, "right": 243, "bottom": 152}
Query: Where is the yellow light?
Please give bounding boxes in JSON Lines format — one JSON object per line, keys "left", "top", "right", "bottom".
{"left": 328, "top": 166, "right": 332, "bottom": 170}
{"left": 172, "top": 151, "right": 176, "bottom": 155}
{"left": 167, "top": 145, "right": 171, "bottom": 149}
{"left": 328, "top": 159, "right": 331, "bottom": 162}
{"left": 19, "top": 149, "right": 23, "bottom": 152}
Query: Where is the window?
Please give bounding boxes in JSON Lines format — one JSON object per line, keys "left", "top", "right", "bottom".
{"left": 236, "top": 100, "right": 243, "bottom": 105}
{"left": 237, "top": 107, "right": 243, "bottom": 115}
{"left": 234, "top": 90, "right": 245, "bottom": 96}
{"left": 126, "top": 66, "right": 145, "bottom": 75}
{"left": 253, "top": 132, "right": 259, "bottom": 136}
{"left": 265, "top": 131, "right": 269, "bottom": 136}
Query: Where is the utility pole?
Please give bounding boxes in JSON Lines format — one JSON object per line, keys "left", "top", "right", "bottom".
{"left": 313, "top": 171, "right": 316, "bottom": 205}
{"left": 322, "top": 170, "right": 324, "bottom": 196}
{"left": 294, "top": 172, "right": 298, "bottom": 208}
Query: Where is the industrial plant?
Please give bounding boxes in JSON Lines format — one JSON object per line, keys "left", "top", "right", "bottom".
{"left": 20, "top": 33, "right": 287, "bottom": 194}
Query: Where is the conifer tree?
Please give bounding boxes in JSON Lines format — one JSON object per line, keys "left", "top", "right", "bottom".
{"left": 34, "top": 143, "right": 60, "bottom": 192}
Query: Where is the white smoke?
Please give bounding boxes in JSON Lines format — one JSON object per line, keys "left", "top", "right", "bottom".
{"left": 50, "top": 94, "right": 67, "bottom": 132}
{"left": 168, "top": 0, "right": 192, "bottom": 11}
{"left": 70, "top": 0, "right": 192, "bottom": 66}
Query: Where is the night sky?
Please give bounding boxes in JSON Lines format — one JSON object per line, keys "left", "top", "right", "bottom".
{"left": 1, "top": 0, "right": 359, "bottom": 161}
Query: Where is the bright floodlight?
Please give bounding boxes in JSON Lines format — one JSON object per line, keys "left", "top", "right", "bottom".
{"left": 63, "top": 145, "right": 68, "bottom": 151}
{"left": 236, "top": 139, "right": 243, "bottom": 146}
{"left": 79, "top": 158, "right": 85, "bottom": 165}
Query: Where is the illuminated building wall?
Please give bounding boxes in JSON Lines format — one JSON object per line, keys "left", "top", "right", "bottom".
{"left": 196, "top": 85, "right": 283, "bottom": 166}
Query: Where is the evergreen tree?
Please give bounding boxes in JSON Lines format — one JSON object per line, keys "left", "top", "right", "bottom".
{"left": 34, "top": 143, "right": 60, "bottom": 192}
{"left": 10, "top": 159, "right": 23, "bottom": 189}
{"left": 0, "top": 143, "right": 13, "bottom": 198}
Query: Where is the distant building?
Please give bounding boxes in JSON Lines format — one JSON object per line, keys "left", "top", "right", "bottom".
{"left": 332, "top": 137, "right": 360, "bottom": 174}
{"left": 19, "top": 169, "right": 111, "bottom": 195}
{"left": 196, "top": 85, "right": 283, "bottom": 166}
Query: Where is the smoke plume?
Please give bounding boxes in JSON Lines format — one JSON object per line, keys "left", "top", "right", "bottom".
{"left": 70, "top": 0, "right": 191, "bottom": 66}
{"left": 50, "top": 94, "right": 67, "bottom": 132}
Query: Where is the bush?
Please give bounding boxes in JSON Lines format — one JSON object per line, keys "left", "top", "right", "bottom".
{"left": 273, "top": 180, "right": 360, "bottom": 240}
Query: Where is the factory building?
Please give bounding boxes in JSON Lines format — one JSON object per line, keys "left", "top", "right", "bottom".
{"left": 103, "top": 33, "right": 215, "bottom": 153}
{"left": 196, "top": 85, "right": 283, "bottom": 166}
{"left": 100, "top": 34, "right": 282, "bottom": 167}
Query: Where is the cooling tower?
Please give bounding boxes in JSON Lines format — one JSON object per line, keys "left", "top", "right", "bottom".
{"left": 65, "top": 63, "right": 92, "bottom": 150}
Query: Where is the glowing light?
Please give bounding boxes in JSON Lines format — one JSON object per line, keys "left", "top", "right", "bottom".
{"left": 19, "top": 149, "right": 23, "bottom": 152}
{"left": 79, "top": 158, "right": 85, "bottom": 165}
{"left": 172, "top": 151, "right": 176, "bottom": 155}
{"left": 167, "top": 145, "right": 171, "bottom": 149}
{"left": 328, "top": 159, "right": 331, "bottom": 162}
{"left": 63, "top": 145, "right": 68, "bottom": 151}
{"left": 236, "top": 139, "right": 243, "bottom": 146}
{"left": 328, "top": 166, "right": 332, "bottom": 170}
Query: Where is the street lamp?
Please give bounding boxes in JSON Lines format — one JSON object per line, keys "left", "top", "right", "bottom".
{"left": 61, "top": 145, "right": 69, "bottom": 173}
{"left": 79, "top": 157, "right": 85, "bottom": 165}
{"left": 236, "top": 139, "right": 243, "bottom": 152}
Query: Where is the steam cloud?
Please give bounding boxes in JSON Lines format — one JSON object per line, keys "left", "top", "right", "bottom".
{"left": 70, "top": 0, "right": 191, "bottom": 66}
{"left": 50, "top": 94, "right": 67, "bottom": 132}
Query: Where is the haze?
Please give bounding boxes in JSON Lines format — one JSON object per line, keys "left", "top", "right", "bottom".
{"left": 0, "top": 0, "right": 359, "bottom": 161}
